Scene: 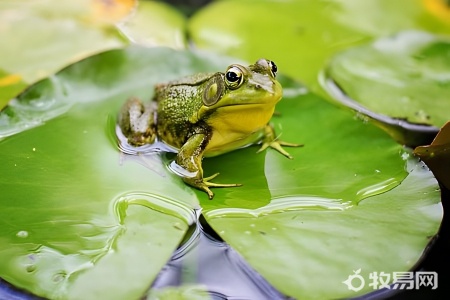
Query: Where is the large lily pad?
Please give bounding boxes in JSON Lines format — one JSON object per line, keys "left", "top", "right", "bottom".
{"left": 0, "top": 0, "right": 131, "bottom": 107}
{"left": 0, "top": 47, "right": 442, "bottom": 299}
{"left": 188, "top": 0, "right": 450, "bottom": 90}
{"left": 322, "top": 31, "right": 450, "bottom": 146}
{"left": 117, "top": 1, "right": 187, "bottom": 49}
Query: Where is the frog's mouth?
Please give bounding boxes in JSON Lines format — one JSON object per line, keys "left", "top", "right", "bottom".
{"left": 222, "top": 92, "right": 282, "bottom": 107}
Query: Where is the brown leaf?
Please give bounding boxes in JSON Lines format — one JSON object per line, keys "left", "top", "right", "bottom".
{"left": 414, "top": 121, "right": 450, "bottom": 190}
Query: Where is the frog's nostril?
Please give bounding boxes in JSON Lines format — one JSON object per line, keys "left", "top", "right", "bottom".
{"left": 256, "top": 84, "right": 261, "bottom": 89}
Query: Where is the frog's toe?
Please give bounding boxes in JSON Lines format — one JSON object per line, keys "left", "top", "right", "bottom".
{"left": 203, "top": 173, "right": 220, "bottom": 182}
{"left": 256, "top": 142, "right": 270, "bottom": 154}
{"left": 198, "top": 181, "right": 242, "bottom": 200}
{"left": 202, "top": 185, "right": 215, "bottom": 200}
{"left": 203, "top": 175, "right": 242, "bottom": 199}
{"left": 257, "top": 140, "right": 303, "bottom": 159}
{"left": 279, "top": 141, "right": 303, "bottom": 148}
{"left": 203, "top": 173, "right": 242, "bottom": 188}
{"left": 184, "top": 175, "right": 242, "bottom": 200}
{"left": 205, "top": 181, "right": 242, "bottom": 188}
{"left": 271, "top": 142, "right": 294, "bottom": 159}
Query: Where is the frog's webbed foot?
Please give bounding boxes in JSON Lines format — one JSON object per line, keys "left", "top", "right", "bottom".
{"left": 257, "top": 125, "right": 303, "bottom": 159}
{"left": 177, "top": 134, "right": 242, "bottom": 199}
{"left": 186, "top": 173, "right": 242, "bottom": 200}
{"left": 119, "top": 97, "right": 157, "bottom": 146}
{"left": 257, "top": 140, "right": 302, "bottom": 159}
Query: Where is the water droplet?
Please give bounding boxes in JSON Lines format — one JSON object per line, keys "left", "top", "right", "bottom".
{"left": 250, "top": 224, "right": 255, "bottom": 228}
{"left": 356, "top": 178, "right": 400, "bottom": 201}
{"left": 354, "top": 112, "right": 369, "bottom": 123}
{"left": 244, "top": 231, "right": 251, "bottom": 235}
{"left": 26, "top": 265, "right": 36, "bottom": 273}
{"left": 32, "top": 147, "right": 36, "bottom": 152}
{"left": 173, "top": 222, "right": 183, "bottom": 230}
{"left": 272, "top": 227, "right": 277, "bottom": 231}
{"left": 52, "top": 272, "right": 67, "bottom": 283}
{"left": 16, "top": 231, "right": 28, "bottom": 238}
{"left": 375, "top": 169, "right": 381, "bottom": 173}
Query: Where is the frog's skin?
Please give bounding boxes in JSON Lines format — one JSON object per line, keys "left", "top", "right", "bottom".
{"left": 119, "top": 59, "right": 301, "bottom": 199}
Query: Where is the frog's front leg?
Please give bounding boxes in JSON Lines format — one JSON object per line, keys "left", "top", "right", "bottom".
{"left": 119, "top": 97, "right": 157, "bottom": 146}
{"left": 257, "top": 124, "right": 303, "bottom": 159}
{"left": 176, "top": 133, "right": 242, "bottom": 199}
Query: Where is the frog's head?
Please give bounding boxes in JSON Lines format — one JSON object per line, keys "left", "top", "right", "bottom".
{"left": 191, "top": 59, "right": 282, "bottom": 123}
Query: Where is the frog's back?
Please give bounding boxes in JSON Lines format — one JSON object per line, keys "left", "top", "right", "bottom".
{"left": 154, "top": 72, "right": 218, "bottom": 148}
{"left": 167, "top": 72, "right": 216, "bottom": 86}
{"left": 153, "top": 72, "right": 217, "bottom": 105}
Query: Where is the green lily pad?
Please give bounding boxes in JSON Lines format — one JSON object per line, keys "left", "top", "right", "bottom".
{"left": 0, "top": 47, "right": 206, "bottom": 300}
{"left": 117, "top": 1, "right": 187, "bottom": 49}
{"left": 203, "top": 158, "right": 441, "bottom": 299}
{"left": 0, "top": 47, "right": 442, "bottom": 299}
{"left": 199, "top": 78, "right": 442, "bottom": 298}
{"left": 322, "top": 31, "right": 450, "bottom": 146}
{"left": 188, "top": 0, "right": 450, "bottom": 90}
{"left": 147, "top": 285, "right": 210, "bottom": 300}
{"left": 0, "top": 0, "right": 128, "bottom": 107}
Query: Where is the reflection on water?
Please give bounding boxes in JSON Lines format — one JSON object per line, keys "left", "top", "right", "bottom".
{"left": 150, "top": 215, "right": 287, "bottom": 300}
{"left": 116, "top": 124, "right": 177, "bottom": 156}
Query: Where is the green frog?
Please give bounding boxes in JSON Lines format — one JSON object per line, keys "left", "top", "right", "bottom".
{"left": 119, "top": 59, "right": 301, "bottom": 199}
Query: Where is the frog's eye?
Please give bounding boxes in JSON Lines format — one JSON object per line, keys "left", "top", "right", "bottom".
{"left": 269, "top": 60, "right": 278, "bottom": 77}
{"left": 225, "top": 66, "right": 244, "bottom": 89}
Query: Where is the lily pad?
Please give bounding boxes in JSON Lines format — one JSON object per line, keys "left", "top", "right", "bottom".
{"left": 0, "top": 47, "right": 442, "bottom": 299}
{"left": 188, "top": 0, "right": 450, "bottom": 90}
{"left": 117, "top": 1, "right": 187, "bottom": 49}
{"left": 146, "top": 285, "right": 210, "bottom": 300}
{"left": 0, "top": 0, "right": 130, "bottom": 107}
{"left": 0, "top": 47, "right": 205, "bottom": 300}
{"left": 322, "top": 31, "right": 450, "bottom": 146}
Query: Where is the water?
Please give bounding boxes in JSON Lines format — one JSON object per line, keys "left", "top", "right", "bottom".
{"left": 150, "top": 215, "right": 288, "bottom": 300}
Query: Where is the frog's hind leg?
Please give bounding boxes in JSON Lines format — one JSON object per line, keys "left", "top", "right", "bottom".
{"left": 119, "top": 97, "right": 157, "bottom": 146}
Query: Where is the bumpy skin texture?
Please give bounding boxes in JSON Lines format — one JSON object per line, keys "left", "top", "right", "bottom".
{"left": 119, "top": 59, "right": 301, "bottom": 199}
{"left": 154, "top": 73, "right": 218, "bottom": 149}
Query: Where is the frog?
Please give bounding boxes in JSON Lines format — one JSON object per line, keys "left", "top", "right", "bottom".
{"left": 118, "top": 59, "right": 301, "bottom": 199}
